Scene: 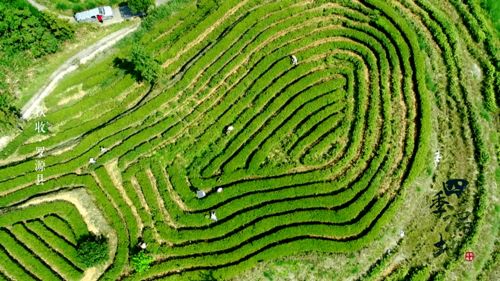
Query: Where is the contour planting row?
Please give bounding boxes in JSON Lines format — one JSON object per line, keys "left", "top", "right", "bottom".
{"left": 109, "top": 2, "right": 368, "bottom": 166}
{"left": 0, "top": 201, "right": 89, "bottom": 280}
{"left": 0, "top": 0, "right": 422, "bottom": 178}
{"left": 126, "top": 0, "right": 430, "bottom": 276}
{"left": 126, "top": 30, "right": 398, "bottom": 179}
{"left": 121, "top": 154, "right": 384, "bottom": 234}
{"left": 0, "top": 0, "right": 474, "bottom": 279}
{"left": 0, "top": 0, "right": 410, "bottom": 189}
{"left": 123, "top": 13, "right": 376, "bottom": 168}
{"left": 93, "top": 4, "right": 418, "bottom": 278}
{"left": 120, "top": 10, "right": 414, "bottom": 184}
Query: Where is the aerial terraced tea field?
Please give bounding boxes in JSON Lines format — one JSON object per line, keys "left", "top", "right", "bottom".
{"left": 0, "top": 0, "right": 498, "bottom": 280}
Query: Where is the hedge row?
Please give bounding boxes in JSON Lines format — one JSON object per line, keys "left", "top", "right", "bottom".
{"left": 0, "top": 229, "right": 63, "bottom": 280}
{"left": 25, "top": 219, "right": 85, "bottom": 270}
{"left": 10, "top": 223, "right": 83, "bottom": 280}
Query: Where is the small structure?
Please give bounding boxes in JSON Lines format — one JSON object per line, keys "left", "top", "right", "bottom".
{"left": 196, "top": 190, "right": 206, "bottom": 199}
{"left": 291, "top": 55, "right": 298, "bottom": 66}
{"left": 89, "top": 158, "right": 96, "bottom": 164}
{"left": 399, "top": 230, "right": 405, "bottom": 238}
{"left": 210, "top": 211, "right": 218, "bottom": 222}
{"left": 100, "top": 146, "right": 108, "bottom": 153}
{"left": 74, "top": 6, "right": 113, "bottom": 23}
{"left": 225, "top": 125, "right": 234, "bottom": 134}
{"left": 217, "top": 187, "right": 223, "bottom": 193}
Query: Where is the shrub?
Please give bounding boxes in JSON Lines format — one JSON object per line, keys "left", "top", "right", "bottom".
{"left": 129, "top": 45, "right": 161, "bottom": 83}
{"left": 131, "top": 250, "right": 154, "bottom": 273}
{"left": 0, "top": 1, "right": 74, "bottom": 57}
{"left": 128, "top": 0, "right": 155, "bottom": 14}
{"left": 77, "top": 235, "right": 109, "bottom": 268}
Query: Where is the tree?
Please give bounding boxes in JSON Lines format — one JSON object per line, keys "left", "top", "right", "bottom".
{"left": 0, "top": 0, "right": 75, "bottom": 132}
{"left": 0, "top": 93, "right": 20, "bottom": 133}
{"left": 41, "top": 12, "right": 75, "bottom": 41}
{"left": 0, "top": 2, "right": 74, "bottom": 58}
{"left": 128, "top": 0, "right": 154, "bottom": 14}
{"left": 131, "top": 250, "right": 154, "bottom": 273}
{"left": 77, "top": 235, "right": 109, "bottom": 268}
{"left": 129, "top": 45, "right": 161, "bottom": 83}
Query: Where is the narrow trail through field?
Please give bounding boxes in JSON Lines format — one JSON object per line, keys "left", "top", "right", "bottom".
{"left": 105, "top": 160, "right": 145, "bottom": 235}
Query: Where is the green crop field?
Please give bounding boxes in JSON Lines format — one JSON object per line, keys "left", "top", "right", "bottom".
{"left": 0, "top": 0, "right": 498, "bottom": 280}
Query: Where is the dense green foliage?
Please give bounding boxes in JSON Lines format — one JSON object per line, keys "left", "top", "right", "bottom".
{"left": 0, "top": 0, "right": 74, "bottom": 58}
{"left": 128, "top": 45, "right": 161, "bottom": 83}
{"left": 128, "top": 0, "right": 154, "bottom": 14}
{"left": 76, "top": 235, "right": 109, "bottom": 268}
{"left": 131, "top": 250, "right": 154, "bottom": 273}
{"left": 0, "top": 0, "right": 74, "bottom": 132}
{"left": 0, "top": 94, "right": 20, "bottom": 132}
{"left": 482, "top": 0, "right": 500, "bottom": 33}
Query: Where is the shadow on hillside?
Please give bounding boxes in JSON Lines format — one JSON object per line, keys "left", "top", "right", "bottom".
{"left": 113, "top": 57, "right": 139, "bottom": 79}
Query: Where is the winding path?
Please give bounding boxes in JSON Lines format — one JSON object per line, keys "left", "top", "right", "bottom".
{"left": 26, "top": 0, "right": 75, "bottom": 21}
{"left": 21, "top": 0, "right": 140, "bottom": 120}
{"left": 21, "top": 24, "right": 139, "bottom": 120}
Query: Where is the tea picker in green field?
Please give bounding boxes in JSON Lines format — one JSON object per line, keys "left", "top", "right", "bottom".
{"left": 210, "top": 211, "right": 218, "bottom": 222}
{"left": 197, "top": 190, "right": 206, "bottom": 199}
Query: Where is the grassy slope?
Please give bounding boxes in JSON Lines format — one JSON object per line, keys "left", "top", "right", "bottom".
{"left": 14, "top": 20, "right": 136, "bottom": 108}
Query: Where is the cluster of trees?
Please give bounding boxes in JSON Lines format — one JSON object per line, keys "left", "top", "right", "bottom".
{"left": 0, "top": 1, "right": 74, "bottom": 59}
{"left": 0, "top": 94, "right": 20, "bottom": 132}
{"left": 0, "top": 0, "right": 75, "bottom": 132}
{"left": 130, "top": 45, "right": 161, "bottom": 83}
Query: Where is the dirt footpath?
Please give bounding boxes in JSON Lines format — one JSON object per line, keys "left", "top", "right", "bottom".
{"left": 21, "top": 23, "right": 139, "bottom": 120}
